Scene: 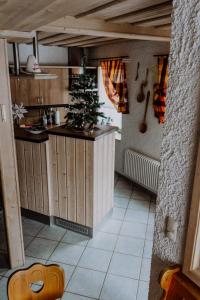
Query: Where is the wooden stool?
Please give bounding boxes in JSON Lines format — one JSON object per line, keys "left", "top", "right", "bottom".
{"left": 7, "top": 263, "right": 65, "bottom": 300}
{"left": 159, "top": 265, "right": 200, "bottom": 299}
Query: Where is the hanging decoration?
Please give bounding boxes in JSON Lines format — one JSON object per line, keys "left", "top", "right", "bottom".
{"left": 101, "top": 59, "right": 129, "bottom": 114}
{"left": 153, "top": 56, "right": 168, "bottom": 124}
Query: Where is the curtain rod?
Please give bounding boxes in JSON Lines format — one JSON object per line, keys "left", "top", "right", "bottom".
{"left": 88, "top": 56, "right": 129, "bottom": 61}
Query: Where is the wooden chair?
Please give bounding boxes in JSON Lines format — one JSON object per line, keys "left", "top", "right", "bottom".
{"left": 7, "top": 263, "right": 65, "bottom": 300}
{"left": 159, "top": 265, "right": 200, "bottom": 299}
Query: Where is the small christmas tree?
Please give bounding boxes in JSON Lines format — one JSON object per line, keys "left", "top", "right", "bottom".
{"left": 65, "top": 70, "right": 106, "bottom": 130}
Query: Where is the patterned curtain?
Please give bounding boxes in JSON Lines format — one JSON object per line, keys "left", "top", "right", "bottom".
{"left": 153, "top": 56, "right": 168, "bottom": 124}
{"left": 101, "top": 59, "right": 129, "bottom": 114}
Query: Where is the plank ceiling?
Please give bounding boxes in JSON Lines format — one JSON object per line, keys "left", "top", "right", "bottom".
{"left": 0, "top": 0, "right": 172, "bottom": 47}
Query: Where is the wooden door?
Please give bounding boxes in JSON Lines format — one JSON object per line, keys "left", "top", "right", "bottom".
{"left": 0, "top": 39, "right": 24, "bottom": 268}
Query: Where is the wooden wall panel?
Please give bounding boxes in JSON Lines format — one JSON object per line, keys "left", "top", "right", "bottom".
{"left": 24, "top": 142, "right": 35, "bottom": 211}
{"left": 41, "top": 142, "right": 50, "bottom": 215}
{"left": 15, "top": 140, "right": 28, "bottom": 209}
{"left": 85, "top": 141, "right": 94, "bottom": 227}
{"left": 48, "top": 135, "right": 59, "bottom": 217}
{"left": 57, "top": 136, "right": 68, "bottom": 219}
{"left": 0, "top": 39, "right": 24, "bottom": 267}
{"left": 75, "top": 139, "right": 86, "bottom": 225}
{"left": 32, "top": 143, "right": 44, "bottom": 214}
{"left": 66, "top": 137, "right": 77, "bottom": 223}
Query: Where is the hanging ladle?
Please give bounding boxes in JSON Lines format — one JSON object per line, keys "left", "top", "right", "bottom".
{"left": 139, "top": 90, "right": 150, "bottom": 133}
{"left": 137, "top": 68, "right": 149, "bottom": 103}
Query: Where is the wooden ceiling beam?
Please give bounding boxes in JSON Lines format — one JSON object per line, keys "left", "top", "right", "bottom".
{"left": 48, "top": 35, "right": 96, "bottom": 46}
{"left": 40, "top": 16, "right": 170, "bottom": 42}
{"left": 131, "top": 14, "right": 171, "bottom": 26}
{"left": 80, "top": 38, "right": 124, "bottom": 48}
{"left": 0, "top": 30, "right": 35, "bottom": 43}
{"left": 0, "top": 0, "right": 119, "bottom": 31}
{"left": 60, "top": 37, "right": 115, "bottom": 47}
{"left": 38, "top": 33, "right": 75, "bottom": 44}
{"left": 75, "top": 0, "right": 126, "bottom": 18}
{"left": 106, "top": 1, "right": 172, "bottom": 23}
{"left": 155, "top": 23, "right": 171, "bottom": 29}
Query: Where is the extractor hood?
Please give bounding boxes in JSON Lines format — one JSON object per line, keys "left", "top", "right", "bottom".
{"left": 11, "top": 33, "right": 58, "bottom": 80}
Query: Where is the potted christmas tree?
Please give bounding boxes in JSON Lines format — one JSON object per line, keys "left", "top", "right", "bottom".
{"left": 64, "top": 69, "right": 106, "bottom": 131}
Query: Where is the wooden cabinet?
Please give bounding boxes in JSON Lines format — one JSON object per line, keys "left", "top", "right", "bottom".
{"left": 10, "top": 67, "right": 69, "bottom": 106}
{"left": 48, "top": 133, "right": 115, "bottom": 229}
{"left": 15, "top": 140, "right": 50, "bottom": 216}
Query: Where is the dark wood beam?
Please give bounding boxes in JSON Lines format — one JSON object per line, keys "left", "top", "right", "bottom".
{"left": 131, "top": 14, "right": 171, "bottom": 26}
{"left": 106, "top": 1, "right": 172, "bottom": 23}
{"left": 75, "top": 0, "right": 126, "bottom": 18}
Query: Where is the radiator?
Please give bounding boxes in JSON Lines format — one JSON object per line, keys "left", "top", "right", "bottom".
{"left": 124, "top": 149, "right": 160, "bottom": 193}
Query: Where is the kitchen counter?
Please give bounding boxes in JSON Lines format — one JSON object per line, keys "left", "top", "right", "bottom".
{"left": 48, "top": 125, "right": 117, "bottom": 141}
{"left": 15, "top": 124, "right": 116, "bottom": 236}
{"left": 15, "top": 125, "right": 117, "bottom": 143}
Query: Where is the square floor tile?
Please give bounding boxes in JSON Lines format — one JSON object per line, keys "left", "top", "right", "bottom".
{"left": 5, "top": 256, "right": 46, "bottom": 278}
{"left": 87, "top": 232, "right": 117, "bottom": 252}
{"left": 120, "top": 221, "right": 147, "bottom": 239}
{"left": 115, "top": 236, "right": 144, "bottom": 257}
{"left": 78, "top": 247, "right": 112, "bottom": 272}
{"left": 124, "top": 209, "right": 149, "bottom": 224}
{"left": 62, "top": 231, "right": 89, "bottom": 247}
{"left": 22, "top": 218, "right": 44, "bottom": 236}
{"left": 23, "top": 235, "right": 34, "bottom": 248}
{"left": 62, "top": 292, "right": 94, "bottom": 300}
{"left": 140, "top": 258, "right": 151, "bottom": 281}
{"left": 100, "top": 274, "right": 138, "bottom": 300}
{"left": 114, "top": 197, "right": 129, "bottom": 208}
{"left": 111, "top": 207, "right": 126, "bottom": 220}
{"left": 131, "top": 189, "right": 151, "bottom": 201}
{"left": 128, "top": 199, "right": 150, "bottom": 212}
{"left": 137, "top": 280, "right": 149, "bottom": 300}
{"left": 49, "top": 242, "right": 85, "bottom": 265}
{"left": 67, "top": 267, "right": 105, "bottom": 299}
{"left": 100, "top": 219, "right": 122, "bottom": 235}
{"left": 143, "top": 240, "right": 153, "bottom": 259}
{"left": 148, "top": 212, "right": 155, "bottom": 225}
{"left": 146, "top": 224, "right": 154, "bottom": 241}
{"left": 114, "top": 189, "right": 132, "bottom": 198}
{"left": 46, "top": 261, "right": 75, "bottom": 287}
{"left": 25, "top": 237, "right": 58, "bottom": 259}
{"left": 37, "top": 225, "right": 66, "bottom": 241}
{"left": 0, "top": 277, "right": 8, "bottom": 300}
{"left": 108, "top": 253, "right": 142, "bottom": 280}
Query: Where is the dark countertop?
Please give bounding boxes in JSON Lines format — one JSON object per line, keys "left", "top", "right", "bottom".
{"left": 15, "top": 125, "right": 117, "bottom": 143}
{"left": 48, "top": 125, "right": 117, "bottom": 141}
{"left": 15, "top": 128, "right": 49, "bottom": 143}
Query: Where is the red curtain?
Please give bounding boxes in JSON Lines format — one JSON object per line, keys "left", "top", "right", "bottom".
{"left": 101, "top": 59, "right": 129, "bottom": 114}
{"left": 153, "top": 56, "right": 168, "bottom": 124}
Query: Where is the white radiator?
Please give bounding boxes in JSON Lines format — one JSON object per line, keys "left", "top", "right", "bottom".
{"left": 124, "top": 149, "right": 160, "bottom": 193}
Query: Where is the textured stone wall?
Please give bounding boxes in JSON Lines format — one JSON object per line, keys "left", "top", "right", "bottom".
{"left": 150, "top": 0, "right": 200, "bottom": 298}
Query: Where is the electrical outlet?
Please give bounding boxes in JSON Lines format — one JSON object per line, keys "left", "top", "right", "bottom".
{"left": 165, "top": 216, "right": 178, "bottom": 242}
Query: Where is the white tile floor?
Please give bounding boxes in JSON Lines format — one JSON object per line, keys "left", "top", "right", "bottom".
{"left": 0, "top": 175, "right": 155, "bottom": 300}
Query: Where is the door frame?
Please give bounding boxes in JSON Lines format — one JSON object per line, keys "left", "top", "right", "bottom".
{"left": 183, "top": 138, "right": 200, "bottom": 287}
{"left": 0, "top": 38, "right": 24, "bottom": 268}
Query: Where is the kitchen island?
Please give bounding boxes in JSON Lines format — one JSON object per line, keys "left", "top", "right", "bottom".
{"left": 15, "top": 125, "right": 116, "bottom": 236}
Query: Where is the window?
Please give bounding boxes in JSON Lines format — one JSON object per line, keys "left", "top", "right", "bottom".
{"left": 98, "top": 67, "right": 122, "bottom": 140}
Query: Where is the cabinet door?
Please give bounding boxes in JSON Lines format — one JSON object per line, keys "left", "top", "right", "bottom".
{"left": 39, "top": 68, "right": 68, "bottom": 105}
{"left": 29, "top": 79, "right": 40, "bottom": 106}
